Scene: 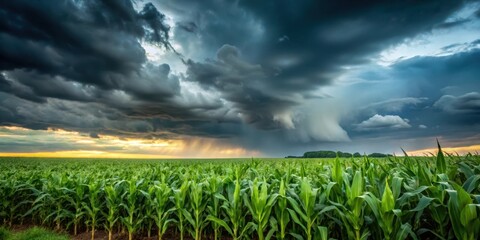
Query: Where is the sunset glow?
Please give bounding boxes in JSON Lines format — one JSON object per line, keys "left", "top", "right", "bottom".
{"left": 406, "top": 144, "right": 480, "bottom": 156}
{"left": 0, "top": 126, "right": 260, "bottom": 158}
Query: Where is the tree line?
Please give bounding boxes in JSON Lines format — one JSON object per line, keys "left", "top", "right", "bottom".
{"left": 286, "top": 150, "right": 393, "bottom": 158}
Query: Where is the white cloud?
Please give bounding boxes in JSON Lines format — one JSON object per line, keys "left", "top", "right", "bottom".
{"left": 356, "top": 114, "right": 411, "bottom": 131}
{"left": 287, "top": 99, "right": 351, "bottom": 142}
{"left": 419, "top": 124, "right": 427, "bottom": 129}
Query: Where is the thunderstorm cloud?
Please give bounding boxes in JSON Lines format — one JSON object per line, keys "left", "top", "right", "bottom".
{"left": 1, "top": 0, "right": 480, "bottom": 156}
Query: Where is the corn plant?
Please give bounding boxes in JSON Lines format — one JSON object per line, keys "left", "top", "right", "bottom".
{"left": 446, "top": 183, "right": 480, "bottom": 240}
{"left": 286, "top": 179, "right": 322, "bottom": 240}
{"left": 328, "top": 170, "right": 369, "bottom": 240}
{"left": 363, "top": 179, "right": 417, "bottom": 240}
{"left": 173, "top": 180, "right": 190, "bottom": 240}
{"left": 120, "top": 179, "right": 145, "bottom": 240}
{"left": 207, "top": 179, "right": 252, "bottom": 240}
{"left": 0, "top": 143, "right": 479, "bottom": 240}
{"left": 185, "top": 181, "right": 209, "bottom": 240}
{"left": 83, "top": 180, "right": 103, "bottom": 240}
{"left": 0, "top": 179, "right": 29, "bottom": 226}
{"left": 141, "top": 185, "right": 156, "bottom": 238}
{"left": 151, "top": 182, "right": 176, "bottom": 240}
{"left": 274, "top": 179, "right": 290, "bottom": 240}
{"left": 206, "top": 175, "right": 224, "bottom": 240}
{"left": 244, "top": 178, "right": 277, "bottom": 240}
{"left": 104, "top": 182, "right": 122, "bottom": 240}
{"left": 69, "top": 179, "right": 87, "bottom": 236}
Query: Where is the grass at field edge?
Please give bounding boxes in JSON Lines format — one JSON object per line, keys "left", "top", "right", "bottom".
{"left": 0, "top": 226, "right": 68, "bottom": 240}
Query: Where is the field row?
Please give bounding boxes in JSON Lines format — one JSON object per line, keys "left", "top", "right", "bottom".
{"left": 1, "top": 148, "right": 480, "bottom": 240}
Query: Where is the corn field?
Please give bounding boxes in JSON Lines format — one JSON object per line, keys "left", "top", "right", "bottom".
{"left": 1, "top": 145, "right": 480, "bottom": 240}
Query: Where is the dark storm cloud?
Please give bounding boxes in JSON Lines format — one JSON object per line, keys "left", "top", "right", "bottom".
{"left": 236, "top": 0, "right": 468, "bottom": 90}
{"left": 362, "top": 98, "right": 428, "bottom": 114}
{"left": 0, "top": 0, "right": 240, "bottom": 139}
{"left": 439, "top": 39, "right": 480, "bottom": 56}
{"left": 121, "top": 63, "right": 180, "bottom": 102}
{"left": 0, "top": 72, "right": 46, "bottom": 103}
{"left": 0, "top": 0, "right": 479, "bottom": 156}
{"left": 435, "top": 19, "right": 471, "bottom": 29}
{"left": 434, "top": 92, "right": 480, "bottom": 114}
{"left": 176, "top": 21, "right": 198, "bottom": 33}
{"left": 4, "top": 70, "right": 96, "bottom": 102}
{"left": 186, "top": 45, "right": 297, "bottom": 129}
{"left": 156, "top": 0, "right": 265, "bottom": 58}
{"left": 391, "top": 48, "right": 480, "bottom": 102}
{"left": 171, "top": 0, "right": 451, "bottom": 89}
{"left": 166, "top": 0, "right": 471, "bottom": 130}
{"left": 0, "top": 0, "right": 180, "bottom": 94}
{"left": 0, "top": 91, "right": 238, "bottom": 140}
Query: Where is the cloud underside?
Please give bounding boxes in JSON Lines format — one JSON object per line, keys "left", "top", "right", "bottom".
{"left": 356, "top": 114, "right": 411, "bottom": 131}
{"left": 0, "top": 0, "right": 479, "bottom": 156}
{"left": 434, "top": 92, "right": 480, "bottom": 114}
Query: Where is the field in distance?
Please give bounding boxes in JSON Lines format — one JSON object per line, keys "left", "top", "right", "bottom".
{"left": 1, "top": 147, "right": 479, "bottom": 240}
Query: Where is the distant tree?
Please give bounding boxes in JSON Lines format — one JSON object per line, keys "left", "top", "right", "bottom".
{"left": 337, "top": 151, "right": 352, "bottom": 158}
{"left": 303, "top": 151, "right": 337, "bottom": 158}
{"left": 367, "top": 153, "right": 393, "bottom": 158}
{"left": 292, "top": 150, "right": 392, "bottom": 158}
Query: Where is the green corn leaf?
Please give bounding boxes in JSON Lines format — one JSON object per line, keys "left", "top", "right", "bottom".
{"left": 417, "top": 228, "right": 446, "bottom": 240}
{"left": 181, "top": 209, "right": 195, "bottom": 226}
{"left": 396, "top": 223, "right": 417, "bottom": 240}
{"left": 265, "top": 226, "right": 276, "bottom": 240}
{"left": 391, "top": 177, "right": 403, "bottom": 200}
{"left": 410, "top": 196, "right": 434, "bottom": 212}
{"left": 351, "top": 171, "right": 364, "bottom": 200}
{"left": 381, "top": 180, "right": 394, "bottom": 213}
{"left": 333, "top": 157, "right": 343, "bottom": 184}
{"left": 286, "top": 196, "right": 308, "bottom": 222}
{"left": 436, "top": 139, "right": 447, "bottom": 174}
{"left": 463, "top": 175, "right": 480, "bottom": 193}
{"left": 287, "top": 208, "right": 307, "bottom": 232}
{"left": 317, "top": 226, "right": 328, "bottom": 240}
{"left": 460, "top": 204, "right": 477, "bottom": 227}
{"left": 458, "top": 162, "right": 475, "bottom": 179}
{"left": 206, "top": 216, "right": 233, "bottom": 236}
{"left": 290, "top": 232, "right": 305, "bottom": 240}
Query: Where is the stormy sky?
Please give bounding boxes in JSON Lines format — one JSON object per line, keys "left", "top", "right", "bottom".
{"left": 1, "top": 0, "right": 479, "bottom": 157}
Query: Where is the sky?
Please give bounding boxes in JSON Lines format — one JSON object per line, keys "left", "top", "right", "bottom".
{"left": 0, "top": 0, "right": 479, "bottom": 158}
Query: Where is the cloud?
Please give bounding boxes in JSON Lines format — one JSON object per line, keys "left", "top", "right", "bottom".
{"left": 356, "top": 114, "right": 411, "bottom": 131}
{"left": 288, "top": 100, "right": 351, "bottom": 142}
{"left": 186, "top": 44, "right": 298, "bottom": 129}
{"left": 0, "top": 1, "right": 174, "bottom": 88}
{"left": 239, "top": 0, "right": 465, "bottom": 90}
{"left": 435, "top": 18, "right": 471, "bottom": 29}
{"left": 434, "top": 92, "right": 480, "bottom": 114}
{"left": 363, "top": 97, "right": 428, "bottom": 113}
{"left": 331, "top": 46, "right": 480, "bottom": 150}
{"left": 176, "top": 21, "right": 198, "bottom": 33}
{"left": 0, "top": 72, "right": 46, "bottom": 103}
{"left": 89, "top": 132, "right": 100, "bottom": 138}
{"left": 0, "top": 0, "right": 478, "bottom": 157}
{"left": 0, "top": 126, "right": 260, "bottom": 158}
